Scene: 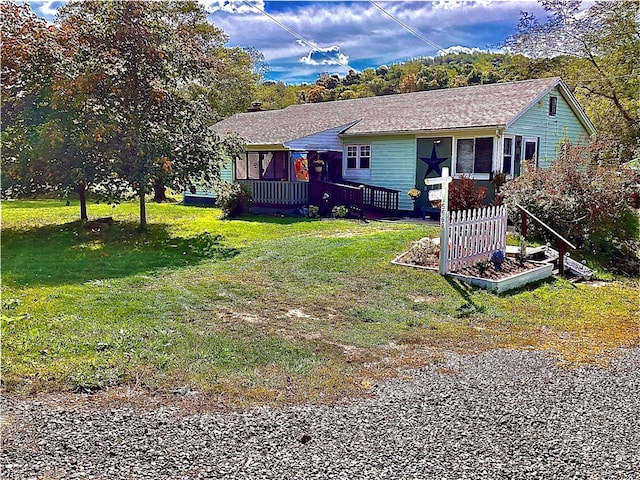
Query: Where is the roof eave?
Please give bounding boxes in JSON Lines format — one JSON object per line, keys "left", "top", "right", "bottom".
{"left": 340, "top": 125, "right": 506, "bottom": 138}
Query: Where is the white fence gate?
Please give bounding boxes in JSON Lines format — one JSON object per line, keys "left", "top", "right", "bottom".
{"left": 447, "top": 205, "right": 508, "bottom": 272}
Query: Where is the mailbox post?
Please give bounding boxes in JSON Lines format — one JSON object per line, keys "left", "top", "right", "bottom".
{"left": 425, "top": 167, "right": 453, "bottom": 275}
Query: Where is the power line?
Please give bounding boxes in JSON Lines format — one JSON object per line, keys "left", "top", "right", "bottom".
{"left": 240, "top": 0, "right": 351, "bottom": 71}
{"left": 369, "top": 1, "right": 445, "bottom": 54}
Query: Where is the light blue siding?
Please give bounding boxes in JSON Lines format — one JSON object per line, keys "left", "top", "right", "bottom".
{"left": 505, "top": 86, "right": 591, "bottom": 168}
{"left": 285, "top": 123, "right": 356, "bottom": 151}
{"left": 344, "top": 135, "right": 417, "bottom": 211}
{"left": 220, "top": 160, "right": 234, "bottom": 182}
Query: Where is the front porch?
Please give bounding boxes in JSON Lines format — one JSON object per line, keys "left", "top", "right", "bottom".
{"left": 237, "top": 179, "right": 308, "bottom": 208}
{"left": 239, "top": 178, "right": 401, "bottom": 218}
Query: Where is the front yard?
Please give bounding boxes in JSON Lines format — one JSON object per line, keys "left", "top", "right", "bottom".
{"left": 1, "top": 199, "right": 638, "bottom": 407}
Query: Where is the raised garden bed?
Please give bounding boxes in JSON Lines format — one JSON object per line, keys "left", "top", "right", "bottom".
{"left": 448, "top": 258, "right": 553, "bottom": 293}
{"left": 392, "top": 238, "right": 554, "bottom": 293}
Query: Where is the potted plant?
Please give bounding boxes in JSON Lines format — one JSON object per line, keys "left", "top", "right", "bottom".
{"left": 312, "top": 159, "right": 325, "bottom": 173}
{"left": 407, "top": 187, "right": 422, "bottom": 201}
{"left": 407, "top": 187, "right": 422, "bottom": 211}
{"left": 332, "top": 205, "right": 348, "bottom": 218}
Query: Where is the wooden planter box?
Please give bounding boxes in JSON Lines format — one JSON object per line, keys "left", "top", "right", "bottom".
{"left": 448, "top": 261, "right": 553, "bottom": 293}
{"left": 392, "top": 253, "right": 553, "bottom": 293}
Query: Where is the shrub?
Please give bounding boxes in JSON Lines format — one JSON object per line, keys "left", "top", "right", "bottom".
{"left": 500, "top": 139, "right": 640, "bottom": 269}
{"left": 216, "top": 182, "right": 251, "bottom": 218}
{"left": 331, "top": 205, "right": 348, "bottom": 218}
{"left": 448, "top": 176, "right": 487, "bottom": 211}
{"left": 308, "top": 205, "right": 320, "bottom": 218}
{"left": 405, "top": 237, "right": 440, "bottom": 265}
{"left": 475, "top": 259, "right": 492, "bottom": 276}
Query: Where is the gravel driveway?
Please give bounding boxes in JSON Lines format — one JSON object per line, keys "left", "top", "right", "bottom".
{"left": 2, "top": 348, "right": 639, "bottom": 480}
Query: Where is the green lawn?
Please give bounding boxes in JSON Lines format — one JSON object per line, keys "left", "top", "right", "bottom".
{"left": 2, "top": 199, "right": 638, "bottom": 406}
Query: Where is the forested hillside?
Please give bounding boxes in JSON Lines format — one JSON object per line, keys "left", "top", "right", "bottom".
{"left": 255, "top": 0, "right": 639, "bottom": 163}
{"left": 257, "top": 52, "right": 572, "bottom": 109}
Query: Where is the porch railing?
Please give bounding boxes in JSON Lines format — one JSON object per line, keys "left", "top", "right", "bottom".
{"left": 309, "top": 181, "right": 364, "bottom": 216}
{"left": 343, "top": 181, "right": 400, "bottom": 211}
{"left": 237, "top": 180, "right": 308, "bottom": 206}
{"left": 516, "top": 203, "right": 577, "bottom": 276}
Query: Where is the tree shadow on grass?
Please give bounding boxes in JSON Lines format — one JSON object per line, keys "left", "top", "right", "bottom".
{"left": 1, "top": 220, "right": 240, "bottom": 287}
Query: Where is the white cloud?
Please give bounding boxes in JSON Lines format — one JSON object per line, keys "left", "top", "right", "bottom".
{"left": 437, "top": 45, "right": 486, "bottom": 56}
{"left": 32, "top": 0, "right": 62, "bottom": 19}
{"left": 299, "top": 43, "right": 349, "bottom": 67}
{"left": 200, "top": 0, "right": 264, "bottom": 14}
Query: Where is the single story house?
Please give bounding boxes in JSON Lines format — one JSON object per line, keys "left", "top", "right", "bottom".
{"left": 211, "top": 77, "right": 595, "bottom": 215}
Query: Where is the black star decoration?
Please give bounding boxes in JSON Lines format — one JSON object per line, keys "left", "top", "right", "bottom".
{"left": 420, "top": 144, "right": 447, "bottom": 177}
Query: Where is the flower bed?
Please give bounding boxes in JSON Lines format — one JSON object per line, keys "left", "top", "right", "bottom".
{"left": 449, "top": 258, "right": 554, "bottom": 293}
{"left": 392, "top": 238, "right": 554, "bottom": 293}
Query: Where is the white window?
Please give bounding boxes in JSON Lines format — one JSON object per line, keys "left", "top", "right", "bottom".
{"left": 345, "top": 145, "right": 371, "bottom": 170}
{"left": 502, "top": 136, "right": 514, "bottom": 175}
{"left": 455, "top": 137, "right": 493, "bottom": 176}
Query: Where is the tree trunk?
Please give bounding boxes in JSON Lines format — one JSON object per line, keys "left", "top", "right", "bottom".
{"left": 152, "top": 178, "right": 168, "bottom": 202}
{"left": 139, "top": 187, "right": 147, "bottom": 230}
{"left": 77, "top": 184, "right": 88, "bottom": 221}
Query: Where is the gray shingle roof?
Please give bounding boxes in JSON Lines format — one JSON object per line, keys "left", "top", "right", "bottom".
{"left": 212, "top": 77, "right": 562, "bottom": 145}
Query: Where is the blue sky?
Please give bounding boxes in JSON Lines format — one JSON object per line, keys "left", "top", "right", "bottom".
{"left": 30, "top": 1, "right": 592, "bottom": 84}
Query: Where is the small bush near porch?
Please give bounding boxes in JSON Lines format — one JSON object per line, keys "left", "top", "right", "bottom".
{"left": 2, "top": 200, "right": 638, "bottom": 408}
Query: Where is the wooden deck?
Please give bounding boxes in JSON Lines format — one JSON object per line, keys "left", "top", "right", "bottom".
{"left": 238, "top": 179, "right": 401, "bottom": 217}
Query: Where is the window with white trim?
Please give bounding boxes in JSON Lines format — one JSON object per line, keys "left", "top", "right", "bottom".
{"left": 502, "top": 136, "right": 514, "bottom": 175}
{"left": 549, "top": 96, "right": 557, "bottom": 116}
{"left": 455, "top": 137, "right": 493, "bottom": 175}
{"left": 346, "top": 145, "right": 371, "bottom": 170}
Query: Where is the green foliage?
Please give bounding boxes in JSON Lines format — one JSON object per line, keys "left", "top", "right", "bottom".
{"left": 1, "top": 1, "right": 252, "bottom": 227}
{"left": 475, "top": 259, "right": 492, "bottom": 276}
{"left": 331, "top": 205, "right": 348, "bottom": 218}
{"left": 216, "top": 182, "right": 252, "bottom": 219}
{"left": 256, "top": 52, "right": 541, "bottom": 109}
{"left": 504, "top": 0, "right": 640, "bottom": 163}
{"left": 501, "top": 139, "right": 640, "bottom": 268}
{"left": 308, "top": 205, "right": 320, "bottom": 218}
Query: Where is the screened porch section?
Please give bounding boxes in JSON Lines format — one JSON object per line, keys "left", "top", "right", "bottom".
{"left": 235, "top": 150, "right": 310, "bottom": 207}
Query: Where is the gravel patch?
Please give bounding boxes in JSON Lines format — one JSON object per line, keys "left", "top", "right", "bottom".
{"left": 2, "top": 348, "right": 639, "bottom": 479}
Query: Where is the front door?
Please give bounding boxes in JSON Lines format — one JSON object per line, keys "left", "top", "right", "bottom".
{"left": 416, "top": 138, "right": 452, "bottom": 212}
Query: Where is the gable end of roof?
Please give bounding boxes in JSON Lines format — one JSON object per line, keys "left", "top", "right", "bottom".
{"left": 505, "top": 77, "right": 596, "bottom": 136}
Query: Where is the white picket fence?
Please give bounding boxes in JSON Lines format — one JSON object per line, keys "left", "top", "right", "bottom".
{"left": 446, "top": 205, "right": 508, "bottom": 272}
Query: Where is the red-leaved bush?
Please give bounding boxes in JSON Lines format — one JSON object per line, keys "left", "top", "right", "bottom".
{"left": 448, "top": 176, "right": 487, "bottom": 211}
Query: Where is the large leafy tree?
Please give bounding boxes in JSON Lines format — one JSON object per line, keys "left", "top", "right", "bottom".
{"left": 504, "top": 0, "right": 640, "bottom": 162}
{"left": 1, "top": 3, "right": 125, "bottom": 220}
{"left": 2, "top": 1, "right": 249, "bottom": 227}
{"left": 54, "top": 0, "right": 247, "bottom": 228}
{"left": 1, "top": 3, "right": 59, "bottom": 199}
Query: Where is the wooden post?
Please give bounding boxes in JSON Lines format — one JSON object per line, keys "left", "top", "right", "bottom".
{"left": 521, "top": 211, "right": 528, "bottom": 238}
{"left": 558, "top": 242, "right": 565, "bottom": 276}
{"left": 425, "top": 167, "right": 452, "bottom": 275}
